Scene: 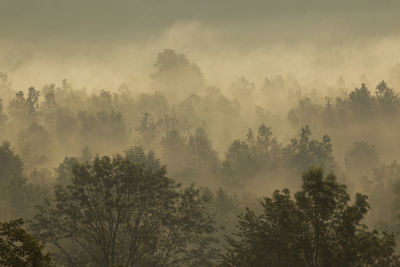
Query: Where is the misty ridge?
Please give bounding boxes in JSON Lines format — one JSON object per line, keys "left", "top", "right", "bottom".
{"left": 1, "top": 46, "right": 400, "bottom": 266}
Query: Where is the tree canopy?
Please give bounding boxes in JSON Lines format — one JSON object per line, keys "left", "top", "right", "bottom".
{"left": 31, "top": 151, "right": 217, "bottom": 267}
{"left": 222, "top": 168, "right": 399, "bottom": 267}
{"left": 0, "top": 219, "right": 51, "bottom": 267}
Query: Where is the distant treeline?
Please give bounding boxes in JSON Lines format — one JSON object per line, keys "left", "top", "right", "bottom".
{"left": 2, "top": 50, "right": 400, "bottom": 265}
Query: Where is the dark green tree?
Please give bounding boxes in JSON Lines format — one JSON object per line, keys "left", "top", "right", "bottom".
{"left": 16, "top": 122, "right": 53, "bottom": 168}
{"left": 77, "top": 110, "right": 128, "bottom": 151}
{"left": 55, "top": 156, "right": 80, "bottom": 186}
{"left": 0, "top": 219, "right": 51, "bottom": 267}
{"left": 222, "top": 168, "right": 399, "bottom": 267}
{"left": 187, "top": 127, "right": 220, "bottom": 173}
{"left": 361, "top": 161, "right": 400, "bottom": 226}
{"left": 0, "top": 141, "right": 23, "bottom": 185}
{"left": 222, "top": 139, "right": 255, "bottom": 185}
{"left": 283, "top": 126, "right": 334, "bottom": 173}
{"left": 160, "top": 129, "right": 191, "bottom": 179}
{"left": 348, "top": 83, "right": 375, "bottom": 116}
{"left": 0, "top": 141, "right": 47, "bottom": 220}
{"left": 251, "top": 124, "right": 280, "bottom": 169}
{"left": 375, "top": 81, "right": 399, "bottom": 116}
{"left": 31, "top": 152, "right": 217, "bottom": 266}
{"left": 124, "top": 145, "right": 163, "bottom": 172}
{"left": 222, "top": 124, "right": 280, "bottom": 185}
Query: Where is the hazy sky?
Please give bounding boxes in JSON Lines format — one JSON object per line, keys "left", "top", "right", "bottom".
{"left": 1, "top": 0, "right": 400, "bottom": 89}
{"left": 1, "top": 0, "right": 399, "bottom": 41}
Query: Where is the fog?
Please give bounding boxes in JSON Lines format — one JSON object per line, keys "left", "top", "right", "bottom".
{"left": 1, "top": 1, "right": 400, "bottom": 266}
{"left": 2, "top": 0, "right": 400, "bottom": 89}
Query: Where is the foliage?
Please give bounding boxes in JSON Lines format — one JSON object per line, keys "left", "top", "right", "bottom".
{"left": 31, "top": 151, "right": 217, "bottom": 266}
{"left": 152, "top": 49, "right": 205, "bottom": 101}
{"left": 8, "top": 87, "right": 40, "bottom": 127}
{"left": 283, "top": 125, "right": 334, "bottom": 173}
{"left": 0, "top": 141, "right": 47, "bottom": 220}
{"left": 187, "top": 127, "right": 220, "bottom": 173}
{"left": 222, "top": 124, "right": 280, "bottom": 185}
{"left": 222, "top": 168, "right": 399, "bottom": 267}
{"left": 0, "top": 219, "right": 51, "bottom": 267}
{"left": 0, "top": 141, "right": 23, "bottom": 185}
{"left": 16, "top": 122, "right": 53, "bottom": 168}
{"left": 345, "top": 141, "right": 379, "bottom": 176}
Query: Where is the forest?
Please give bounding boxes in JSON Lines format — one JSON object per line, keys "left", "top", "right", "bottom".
{"left": 1, "top": 48, "right": 400, "bottom": 266}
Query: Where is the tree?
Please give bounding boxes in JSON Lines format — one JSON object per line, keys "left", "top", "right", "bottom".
{"left": 288, "top": 97, "right": 323, "bottom": 128}
{"left": 283, "top": 126, "right": 334, "bottom": 173}
{"left": 251, "top": 124, "right": 280, "bottom": 169}
{"left": 0, "top": 141, "right": 47, "bottom": 220}
{"left": 0, "top": 72, "right": 14, "bottom": 106}
{"left": 222, "top": 124, "right": 280, "bottom": 185}
{"left": 0, "top": 99, "right": 7, "bottom": 135}
{"left": 363, "top": 161, "right": 400, "bottom": 225}
{"left": 16, "top": 122, "right": 53, "bottom": 168}
{"left": 124, "top": 145, "right": 163, "bottom": 173}
{"left": 135, "top": 112, "right": 159, "bottom": 149}
{"left": 0, "top": 72, "right": 12, "bottom": 94}
{"left": 0, "top": 141, "right": 23, "bottom": 185}
{"left": 89, "top": 90, "right": 113, "bottom": 113}
{"left": 55, "top": 156, "right": 80, "bottom": 186}
{"left": 158, "top": 115, "right": 192, "bottom": 179}
{"left": 160, "top": 129, "right": 191, "bottom": 180}
{"left": 42, "top": 90, "right": 77, "bottom": 143}
{"left": 222, "top": 139, "right": 255, "bottom": 185}
{"left": 187, "top": 127, "right": 219, "bottom": 173}
{"left": 31, "top": 151, "right": 217, "bottom": 266}
{"left": 152, "top": 49, "right": 205, "bottom": 102}
{"left": 227, "top": 77, "right": 256, "bottom": 112}
{"left": 0, "top": 219, "right": 51, "bottom": 267}
{"left": 375, "top": 81, "right": 399, "bottom": 116}
{"left": 8, "top": 87, "right": 40, "bottom": 127}
{"left": 222, "top": 168, "right": 399, "bottom": 267}
{"left": 77, "top": 110, "right": 128, "bottom": 151}
{"left": 132, "top": 92, "right": 168, "bottom": 124}
{"left": 345, "top": 141, "right": 379, "bottom": 177}
{"left": 349, "top": 83, "right": 375, "bottom": 108}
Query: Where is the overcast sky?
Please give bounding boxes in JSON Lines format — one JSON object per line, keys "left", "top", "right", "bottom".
{"left": 1, "top": 0, "right": 400, "bottom": 89}
{"left": 1, "top": 0, "right": 399, "bottom": 42}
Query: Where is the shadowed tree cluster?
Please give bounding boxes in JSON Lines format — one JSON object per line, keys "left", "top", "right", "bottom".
{"left": 222, "top": 168, "right": 399, "bottom": 267}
